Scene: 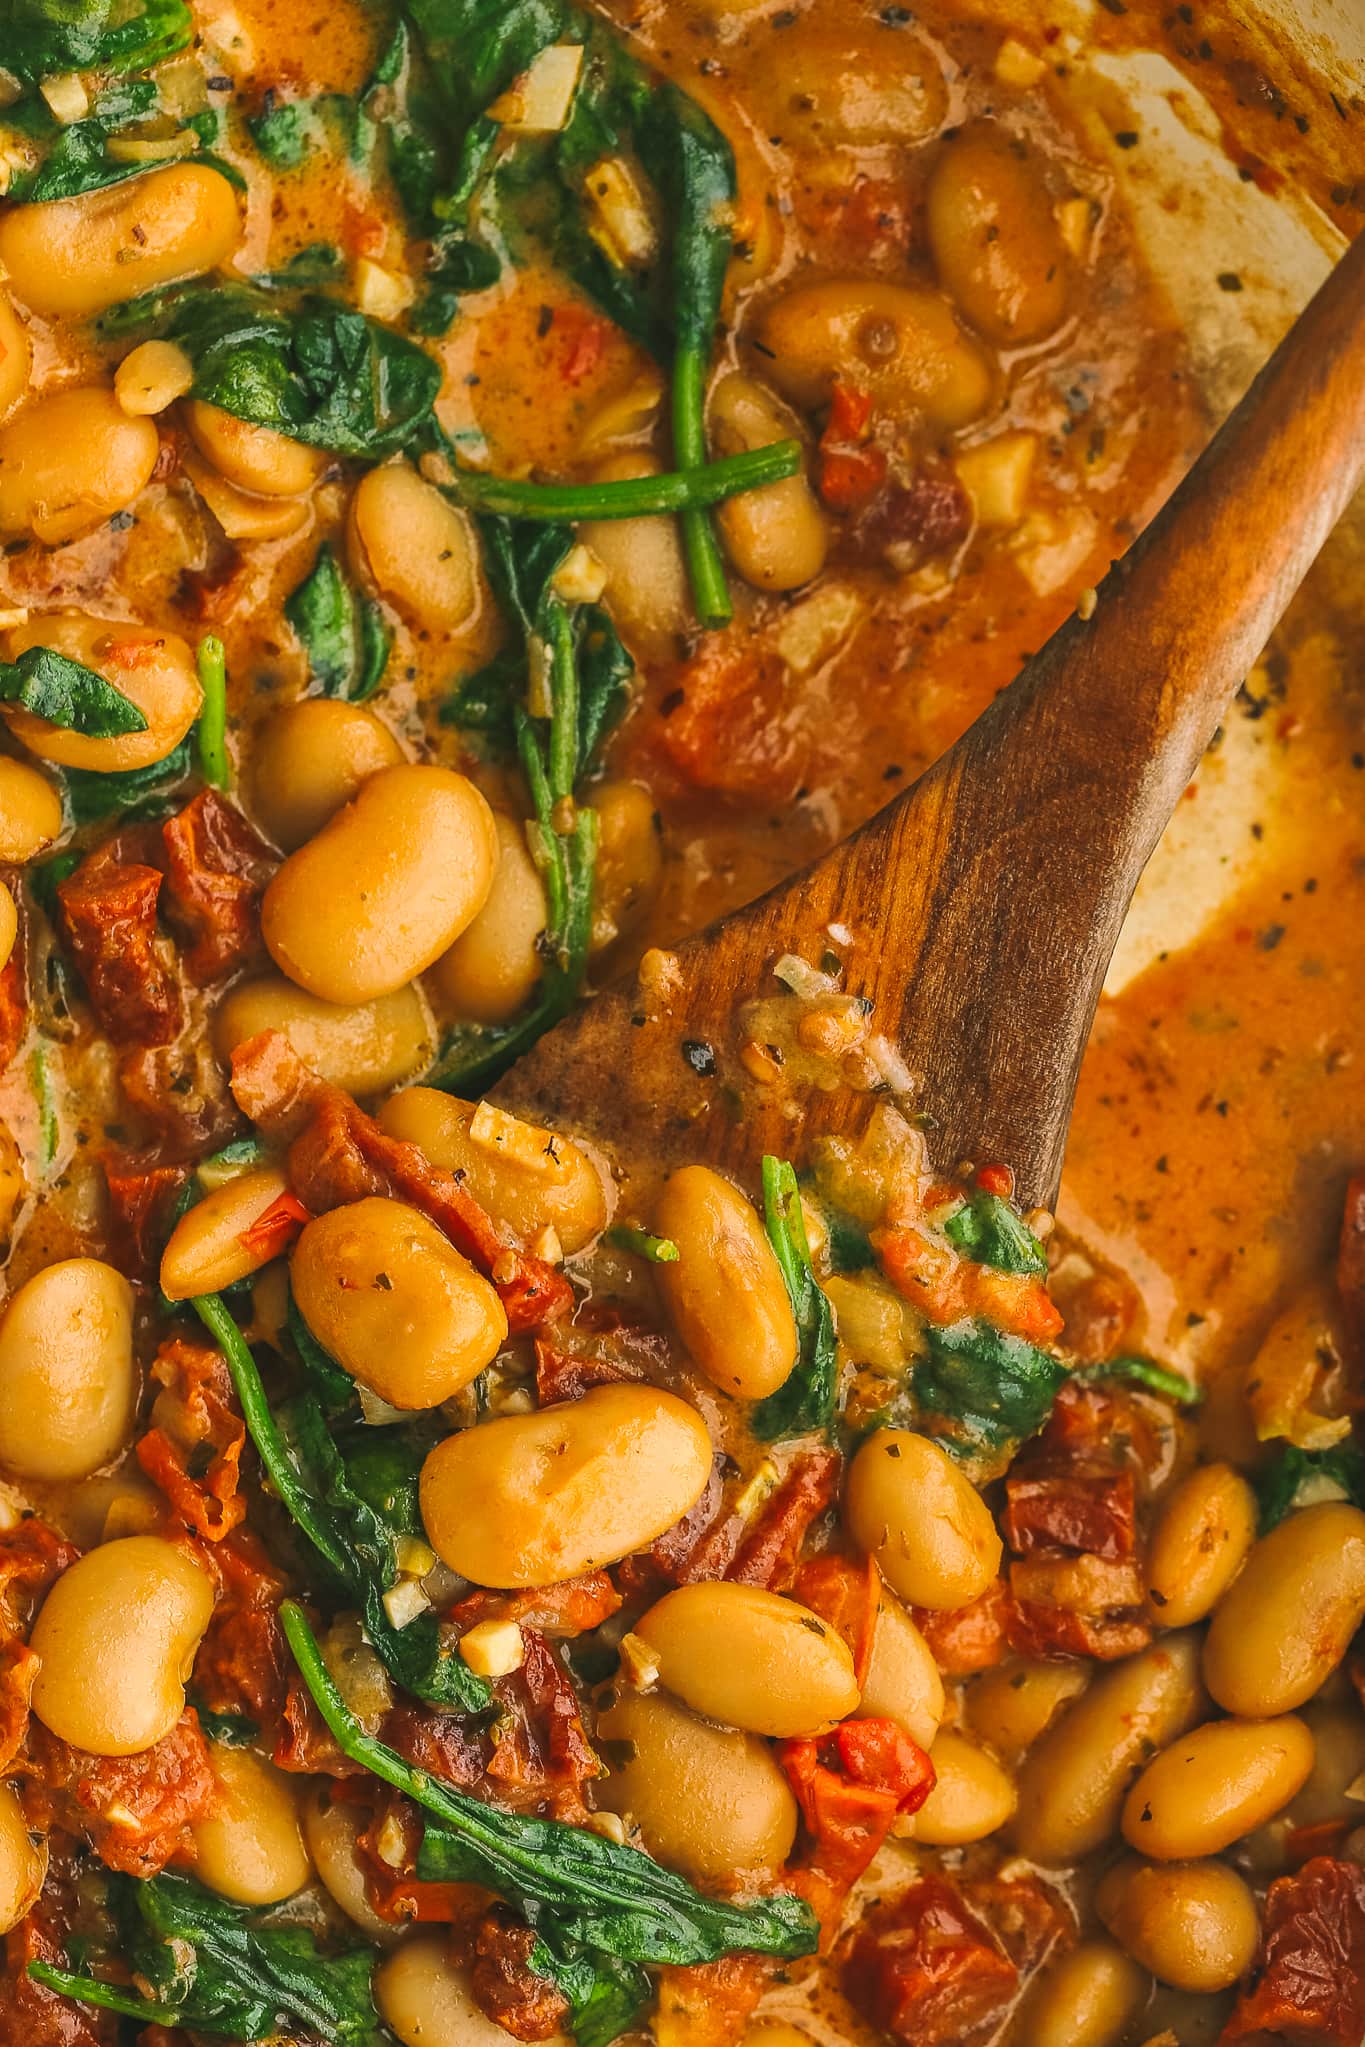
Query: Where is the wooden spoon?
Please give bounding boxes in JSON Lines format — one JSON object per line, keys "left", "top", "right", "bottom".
{"left": 496, "top": 232, "right": 1365, "bottom": 1207}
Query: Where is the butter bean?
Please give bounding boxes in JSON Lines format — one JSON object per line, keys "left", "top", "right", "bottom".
{"left": 420, "top": 1383, "right": 712, "bottom": 1587}
{"left": 1121, "top": 1713, "right": 1315, "bottom": 1859}
{"left": 378, "top": 1939, "right": 555, "bottom": 2047}
{"left": 430, "top": 814, "right": 547, "bottom": 1023}
{"left": 595, "top": 1688, "right": 797, "bottom": 1883}
{"left": 757, "top": 280, "right": 995, "bottom": 427}
{"left": 160, "top": 1166, "right": 294, "bottom": 1302}
{"left": 1013, "top": 1633, "right": 1204, "bottom": 1865}
{"left": 192, "top": 1746, "right": 311, "bottom": 1905}
{"left": 0, "top": 756, "right": 62, "bottom": 863}
{"left": 635, "top": 1582, "right": 859, "bottom": 1738}
{"left": 927, "top": 124, "right": 1071, "bottom": 347}
{"left": 378, "top": 1090, "right": 607, "bottom": 1255}
{"left": 590, "top": 781, "right": 662, "bottom": 958}
{"left": 1145, "top": 1462, "right": 1257, "bottom": 1626}
{"left": 0, "top": 1781, "right": 45, "bottom": 1935}
{"left": 1023, "top": 1940, "right": 1148, "bottom": 2047}
{"left": 348, "top": 463, "right": 479, "bottom": 632}
{"left": 0, "top": 165, "right": 240, "bottom": 319}
{"left": 185, "top": 401, "right": 327, "bottom": 498}
{"left": 1204, "top": 1502, "right": 1365, "bottom": 1715}
{"left": 845, "top": 1429, "right": 1001, "bottom": 1609}
{"left": 262, "top": 764, "right": 498, "bottom": 1004}
{"left": 302, "top": 1786, "right": 399, "bottom": 1940}
{"left": 0, "top": 390, "right": 159, "bottom": 545}
{"left": 904, "top": 1728, "right": 1016, "bottom": 1845}
{"left": 1, "top": 613, "right": 200, "bottom": 770}
{"left": 291, "top": 1197, "right": 507, "bottom": 1410}
{"left": 30, "top": 1536, "right": 215, "bottom": 1757}
{"left": 858, "top": 1587, "right": 945, "bottom": 1750}
{"left": 710, "top": 374, "right": 827, "bottom": 593}
{"left": 652, "top": 1166, "right": 797, "bottom": 1400}
{"left": 578, "top": 454, "right": 692, "bottom": 658}
{"left": 1097, "top": 1855, "right": 1258, "bottom": 1993}
{"left": 215, "top": 976, "right": 432, "bottom": 1098}
{"left": 251, "top": 699, "right": 403, "bottom": 853}
{"left": 0, "top": 1258, "right": 136, "bottom": 1482}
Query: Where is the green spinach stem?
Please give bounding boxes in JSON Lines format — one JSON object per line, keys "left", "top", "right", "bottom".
{"left": 672, "top": 341, "right": 732, "bottom": 628}
{"left": 195, "top": 635, "right": 230, "bottom": 791}
{"left": 445, "top": 439, "right": 798, "bottom": 522}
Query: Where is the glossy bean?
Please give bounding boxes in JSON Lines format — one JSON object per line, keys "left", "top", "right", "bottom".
{"left": 634, "top": 1582, "right": 860, "bottom": 1737}
{"left": 1023, "top": 1940, "right": 1148, "bottom": 2047}
{"left": 1145, "top": 1462, "right": 1257, "bottom": 1626}
{"left": 185, "top": 401, "right": 327, "bottom": 498}
{"left": 756, "top": 280, "right": 995, "bottom": 427}
{"left": 1204, "top": 1502, "right": 1365, "bottom": 1715}
{"left": 0, "top": 165, "right": 240, "bottom": 319}
{"left": 0, "top": 389, "right": 160, "bottom": 546}
{"left": 857, "top": 1586, "right": 945, "bottom": 1750}
{"left": 380, "top": 1938, "right": 566, "bottom": 2047}
{"left": 0, "top": 1257, "right": 136, "bottom": 1482}
{"left": 966, "top": 1657, "right": 1089, "bottom": 1758}
{"left": 905, "top": 1728, "right": 1016, "bottom": 1845}
{"left": 30, "top": 1536, "right": 215, "bottom": 1756}
{"left": 183, "top": 449, "right": 313, "bottom": 541}
{"left": 430, "top": 814, "right": 548, "bottom": 1023}
{"left": 348, "top": 463, "right": 480, "bottom": 631}
{"left": 1121, "top": 1713, "right": 1315, "bottom": 1859}
{"left": 741, "top": 2028, "right": 814, "bottom": 2047}
{"left": 594, "top": 1688, "right": 797, "bottom": 1883}
{"left": 926, "top": 124, "right": 1071, "bottom": 345}
{"left": 160, "top": 1166, "right": 294, "bottom": 1302}
{"left": 577, "top": 454, "right": 693, "bottom": 657}
{"left": 0, "top": 1780, "right": 45, "bottom": 1935}
{"left": 773, "top": 29, "right": 947, "bottom": 145}
{"left": 378, "top": 1090, "right": 607, "bottom": 1255}
{"left": 215, "top": 976, "right": 432, "bottom": 1098}
{"left": 845, "top": 1429, "right": 1001, "bottom": 1608}
{"left": 192, "top": 1745, "right": 311, "bottom": 1904}
{"left": 652, "top": 1165, "right": 797, "bottom": 1400}
{"left": 0, "top": 293, "right": 32, "bottom": 422}
{"left": 0, "top": 755, "right": 62, "bottom": 863}
{"left": 302, "top": 1786, "right": 399, "bottom": 1940}
{"left": 263, "top": 764, "right": 498, "bottom": 1004}
{"left": 590, "top": 781, "right": 663, "bottom": 958}
{"left": 251, "top": 697, "right": 403, "bottom": 853}
{"left": 1013, "top": 1632, "right": 1204, "bottom": 1865}
{"left": 292, "top": 1197, "right": 507, "bottom": 1410}
{"left": 420, "top": 1383, "right": 713, "bottom": 1587}
{"left": 710, "top": 374, "right": 827, "bottom": 592}
{"left": 1096, "top": 1856, "right": 1259, "bottom": 1993}
{"left": 1, "top": 613, "right": 200, "bottom": 770}
{"left": 1289, "top": 1703, "right": 1365, "bottom": 1827}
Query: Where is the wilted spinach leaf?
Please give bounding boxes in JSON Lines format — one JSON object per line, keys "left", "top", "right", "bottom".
{"left": 751, "top": 1156, "right": 839, "bottom": 1442}
{"left": 0, "top": 645, "right": 148, "bottom": 737}
{"left": 284, "top": 544, "right": 391, "bottom": 700}
{"left": 1255, "top": 1441, "right": 1365, "bottom": 1531}
{"left": 942, "top": 1190, "right": 1047, "bottom": 1277}
{"left": 9, "top": 0, "right": 192, "bottom": 89}
{"left": 914, "top": 1317, "right": 1068, "bottom": 1465}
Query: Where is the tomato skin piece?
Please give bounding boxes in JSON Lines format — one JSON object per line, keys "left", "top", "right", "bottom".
{"left": 1220, "top": 1855, "right": 1365, "bottom": 2046}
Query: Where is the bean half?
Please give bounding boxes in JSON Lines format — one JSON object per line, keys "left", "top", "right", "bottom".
{"left": 1144, "top": 1461, "right": 1257, "bottom": 1626}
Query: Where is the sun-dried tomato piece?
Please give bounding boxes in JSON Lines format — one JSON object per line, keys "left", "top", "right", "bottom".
{"left": 1006, "top": 1594, "right": 1151, "bottom": 1662}
{"left": 0, "top": 1518, "right": 79, "bottom": 1769}
{"left": 58, "top": 844, "right": 181, "bottom": 1046}
{"left": 160, "top": 788, "right": 275, "bottom": 984}
{"left": 656, "top": 633, "right": 807, "bottom": 806}
{"left": 794, "top": 1553, "right": 880, "bottom": 1686}
{"left": 136, "top": 1335, "right": 247, "bottom": 1541}
{"left": 0, "top": 1884, "right": 116, "bottom": 2047}
{"left": 470, "top": 1906, "right": 571, "bottom": 2041}
{"left": 913, "top": 1578, "right": 1014, "bottom": 1676}
{"left": 0, "top": 953, "right": 25, "bottom": 1073}
{"left": 448, "top": 1574, "right": 621, "bottom": 1642}
{"left": 1003, "top": 1469, "right": 1138, "bottom": 1561}
{"left": 103, "top": 1157, "right": 191, "bottom": 1278}
{"left": 726, "top": 1450, "right": 841, "bottom": 1591}
{"left": 843, "top": 1877, "right": 1019, "bottom": 2045}
{"left": 1220, "top": 1856, "right": 1365, "bottom": 2045}
{"left": 486, "top": 1630, "right": 599, "bottom": 1823}
{"left": 24, "top": 1712, "right": 215, "bottom": 1877}
{"left": 781, "top": 1717, "right": 935, "bottom": 1938}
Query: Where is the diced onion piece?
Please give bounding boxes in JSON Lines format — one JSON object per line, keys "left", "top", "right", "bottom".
{"left": 468, "top": 1100, "right": 569, "bottom": 1179}
{"left": 40, "top": 72, "right": 89, "bottom": 124}
{"left": 396, "top": 1534, "right": 436, "bottom": 1578}
{"left": 104, "top": 131, "right": 198, "bottom": 164}
{"left": 994, "top": 37, "right": 1047, "bottom": 87}
{"left": 381, "top": 1578, "right": 432, "bottom": 1630}
{"left": 488, "top": 43, "right": 584, "bottom": 135}
{"left": 584, "top": 154, "right": 659, "bottom": 268}
{"left": 551, "top": 542, "right": 608, "bottom": 605}
{"left": 773, "top": 953, "right": 841, "bottom": 1001}
{"left": 353, "top": 257, "right": 415, "bottom": 321}
{"left": 955, "top": 430, "right": 1037, "bottom": 531}
{"left": 460, "top": 1618, "right": 526, "bottom": 1678}
{"left": 1056, "top": 196, "right": 1095, "bottom": 260}
{"left": 773, "top": 583, "right": 865, "bottom": 678}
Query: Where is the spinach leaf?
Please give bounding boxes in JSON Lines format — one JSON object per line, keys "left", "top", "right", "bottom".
{"left": 429, "top": 515, "right": 632, "bottom": 1093}
{"left": 914, "top": 1317, "right": 1068, "bottom": 1464}
{"left": 61, "top": 733, "right": 195, "bottom": 824}
{"left": 0, "top": 645, "right": 148, "bottom": 738}
{"left": 942, "top": 1191, "right": 1047, "bottom": 1277}
{"left": 5, "top": 78, "right": 191, "bottom": 203}
{"left": 284, "top": 544, "right": 391, "bottom": 701}
{"left": 1085, "top": 1354, "right": 1201, "bottom": 1406}
{"left": 29, "top": 1871, "right": 388, "bottom": 2044}
{"left": 284, "top": 1598, "right": 819, "bottom": 1967}
{"left": 1255, "top": 1442, "right": 1365, "bottom": 1531}
{"left": 106, "top": 285, "right": 441, "bottom": 457}
{"left": 252, "top": 241, "right": 347, "bottom": 291}
{"left": 531, "top": 1930, "right": 650, "bottom": 2047}
{"left": 248, "top": 91, "right": 365, "bottom": 170}
{"left": 9, "top": 0, "right": 192, "bottom": 89}
{"left": 751, "top": 1156, "right": 839, "bottom": 1442}
{"left": 193, "top": 1293, "right": 490, "bottom": 1712}
{"left": 287, "top": 1284, "right": 358, "bottom": 1414}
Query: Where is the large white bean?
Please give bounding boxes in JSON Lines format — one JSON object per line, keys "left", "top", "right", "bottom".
{"left": 0, "top": 165, "right": 240, "bottom": 318}
{"left": 0, "top": 391, "right": 160, "bottom": 546}
{"left": 845, "top": 1429, "right": 1001, "bottom": 1608}
{"left": 0, "top": 1258, "right": 136, "bottom": 1482}
{"left": 1, "top": 613, "right": 200, "bottom": 771}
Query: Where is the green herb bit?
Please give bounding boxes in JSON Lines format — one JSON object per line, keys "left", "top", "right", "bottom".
{"left": 282, "top": 1600, "right": 819, "bottom": 1967}
{"left": 1254, "top": 1441, "right": 1365, "bottom": 1531}
{"left": 914, "top": 1318, "right": 1068, "bottom": 1466}
{"left": 444, "top": 441, "right": 800, "bottom": 524}
{"left": 29, "top": 1042, "right": 59, "bottom": 1173}
{"left": 750, "top": 1157, "right": 839, "bottom": 1442}
{"left": 9, "top": 0, "right": 193, "bottom": 90}
{"left": 284, "top": 544, "right": 391, "bottom": 702}
{"left": 942, "top": 1190, "right": 1048, "bottom": 1277}
{"left": 607, "top": 1226, "right": 680, "bottom": 1263}
{"left": 1090, "top": 1355, "right": 1202, "bottom": 1406}
{"left": 195, "top": 635, "right": 230, "bottom": 790}
{"left": 29, "top": 1870, "right": 387, "bottom": 2044}
{"left": 0, "top": 645, "right": 148, "bottom": 738}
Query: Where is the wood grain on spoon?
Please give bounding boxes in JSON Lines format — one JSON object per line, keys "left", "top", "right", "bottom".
{"left": 498, "top": 232, "right": 1365, "bottom": 1206}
